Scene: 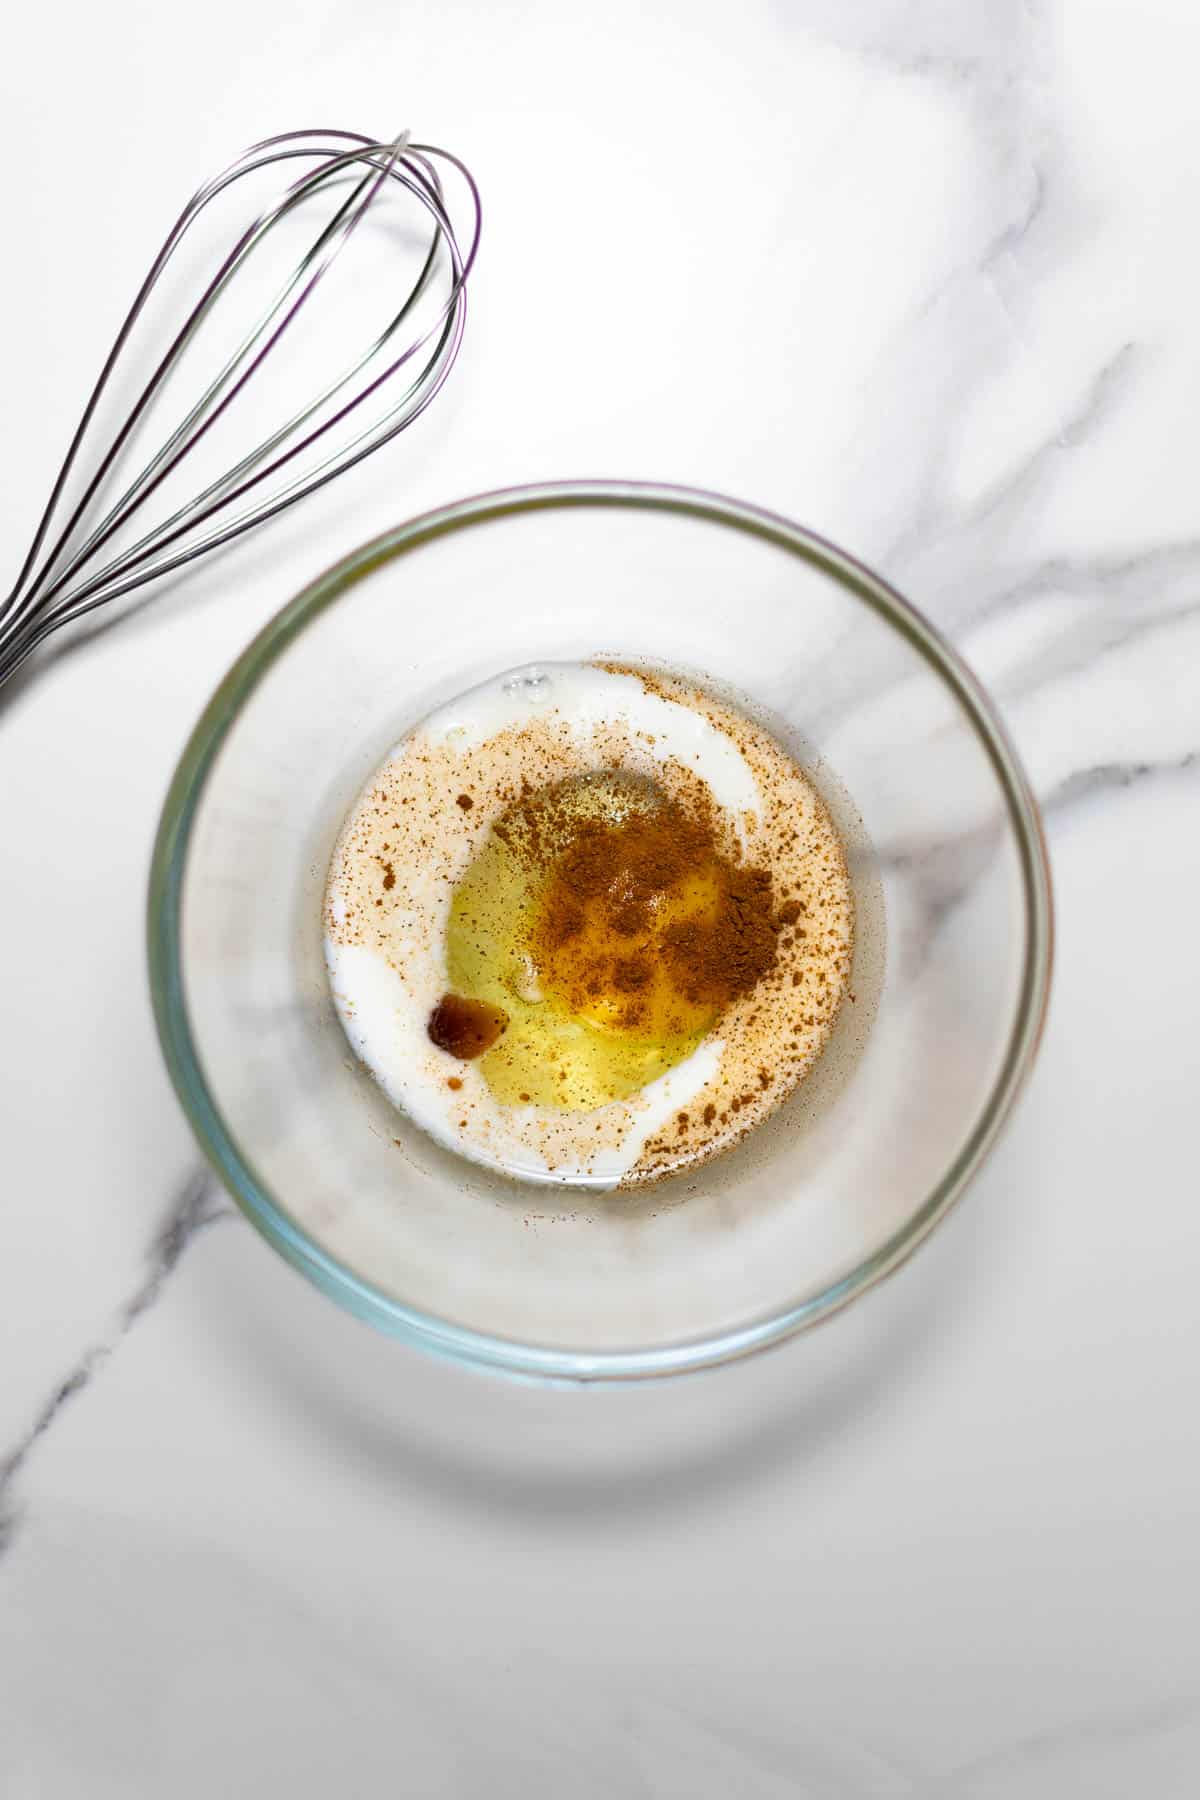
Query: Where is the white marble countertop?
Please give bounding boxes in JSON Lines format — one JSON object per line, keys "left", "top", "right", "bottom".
{"left": 3, "top": 2, "right": 1198, "bottom": 1793}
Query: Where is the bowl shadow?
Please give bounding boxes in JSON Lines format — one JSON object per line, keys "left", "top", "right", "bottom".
{"left": 202, "top": 1123, "right": 1029, "bottom": 1531}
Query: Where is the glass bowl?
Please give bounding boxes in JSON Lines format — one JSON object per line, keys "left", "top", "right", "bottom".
{"left": 148, "top": 482, "right": 1053, "bottom": 1380}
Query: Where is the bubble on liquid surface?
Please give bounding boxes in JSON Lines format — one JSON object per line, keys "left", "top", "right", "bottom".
{"left": 503, "top": 668, "right": 552, "bottom": 705}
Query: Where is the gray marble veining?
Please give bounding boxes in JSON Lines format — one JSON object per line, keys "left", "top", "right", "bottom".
{"left": 2, "top": 0, "right": 1199, "bottom": 1791}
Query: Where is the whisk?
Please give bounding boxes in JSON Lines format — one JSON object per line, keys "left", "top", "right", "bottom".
{"left": 0, "top": 127, "right": 480, "bottom": 692}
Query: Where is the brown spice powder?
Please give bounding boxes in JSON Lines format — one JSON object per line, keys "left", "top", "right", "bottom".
{"left": 531, "top": 795, "right": 790, "bottom": 1022}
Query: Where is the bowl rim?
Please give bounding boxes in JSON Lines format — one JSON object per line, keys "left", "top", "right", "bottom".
{"left": 147, "top": 478, "right": 1054, "bottom": 1382}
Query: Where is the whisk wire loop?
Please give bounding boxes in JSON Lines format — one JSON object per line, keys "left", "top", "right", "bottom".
{"left": 1, "top": 128, "right": 480, "bottom": 690}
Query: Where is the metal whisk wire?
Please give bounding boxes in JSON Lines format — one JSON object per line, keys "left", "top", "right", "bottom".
{"left": 1, "top": 127, "right": 481, "bottom": 690}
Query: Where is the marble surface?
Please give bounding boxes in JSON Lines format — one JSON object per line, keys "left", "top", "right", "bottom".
{"left": 2, "top": 1, "right": 1198, "bottom": 1792}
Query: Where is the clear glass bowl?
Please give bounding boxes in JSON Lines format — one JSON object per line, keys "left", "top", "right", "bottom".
{"left": 148, "top": 482, "right": 1053, "bottom": 1380}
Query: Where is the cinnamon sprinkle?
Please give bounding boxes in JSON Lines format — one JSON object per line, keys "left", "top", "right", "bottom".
{"left": 530, "top": 792, "right": 790, "bottom": 1028}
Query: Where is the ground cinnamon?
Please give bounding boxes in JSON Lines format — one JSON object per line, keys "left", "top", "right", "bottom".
{"left": 429, "top": 777, "right": 792, "bottom": 1062}
{"left": 530, "top": 793, "right": 788, "bottom": 1029}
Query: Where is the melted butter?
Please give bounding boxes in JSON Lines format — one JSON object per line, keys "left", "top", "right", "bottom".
{"left": 445, "top": 774, "right": 721, "bottom": 1110}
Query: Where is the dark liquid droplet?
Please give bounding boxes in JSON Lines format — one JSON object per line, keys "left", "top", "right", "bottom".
{"left": 428, "top": 993, "right": 509, "bottom": 1060}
